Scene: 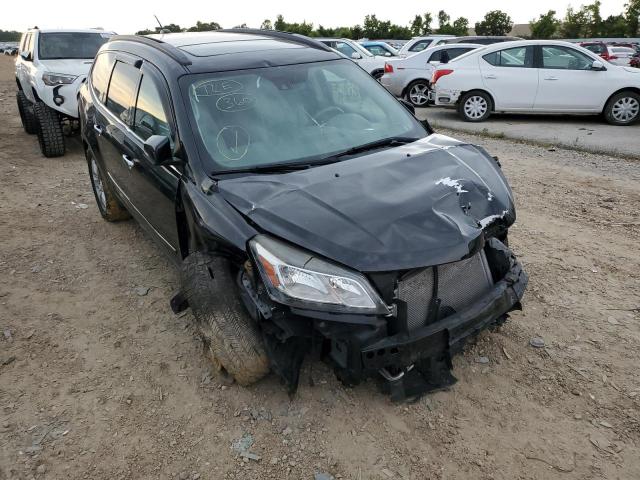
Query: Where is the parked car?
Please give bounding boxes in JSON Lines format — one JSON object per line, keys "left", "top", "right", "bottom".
{"left": 431, "top": 40, "right": 640, "bottom": 125}
{"left": 631, "top": 55, "right": 640, "bottom": 69}
{"left": 4, "top": 46, "right": 18, "bottom": 55}
{"left": 381, "top": 43, "right": 481, "bottom": 107}
{"left": 360, "top": 41, "right": 399, "bottom": 57}
{"left": 445, "top": 36, "right": 520, "bottom": 45}
{"left": 397, "top": 35, "right": 455, "bottom": 56}
{"left": 14, "top": 27, "right": 115, "bottom": 157}
{"left": 78, "top": 30, "right": 527, "bottom": 399}
{"left": 317, "top": 38, "right": 387, "bottom": 79}
{"left": 608, "top": 42, "right": 640, "bottom": 54}
{"left": 606, "top": 46, "right": 637, "bottom": 66}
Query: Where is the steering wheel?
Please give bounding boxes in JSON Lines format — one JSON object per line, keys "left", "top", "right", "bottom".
{"left": 315, "top": 106, "right": 345, "bottom": 124}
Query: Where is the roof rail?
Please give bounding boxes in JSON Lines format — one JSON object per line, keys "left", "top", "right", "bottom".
{"left": 108, "top": 35, "right": 192, "bottom": 66}
{"left": 217, "top": 29, "right": 334, "bottom": 52}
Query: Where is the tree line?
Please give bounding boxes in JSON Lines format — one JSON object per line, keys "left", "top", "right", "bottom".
{"left": 136, "top": 1, "right": 640, "bottom": 39}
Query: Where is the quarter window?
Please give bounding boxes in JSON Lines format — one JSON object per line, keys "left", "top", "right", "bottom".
{"left": 133, "top": 75, "right": 171, "bottom": 142}
{"left": 90, "top": 53, "right": 115, "bottom": 103}
{"left": 409, "top": 40, "right": 430, "bottom": 52}
{"left": 542, "top": 46, "right": 593, "bottom": 70}
{"left": 334, "top": 42, "right": 357, "bottom": 57}
{"left": 483, "top": 46, "right": 532, "bottom": 67}
{"left": 106, "top": 61, "right": 141, "bottom": 124}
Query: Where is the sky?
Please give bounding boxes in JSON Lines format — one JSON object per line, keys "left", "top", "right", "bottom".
{"left": 1, "top": 0, "right": 631, "bottom": 34}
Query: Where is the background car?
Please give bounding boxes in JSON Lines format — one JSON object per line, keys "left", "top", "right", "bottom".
{"left": 317, "top": 38, "right": 387, "bottom": 79}
{"left": 431, "top": 40, "right": 640, "bottom": 125}
{"left": 397, "top": 35, "right": 454, "bottom": 56}
{"left": 381, "top": 43, "right": 481, "bottom": 107}
{"left": 445, "top": 36, "right": 520, "bottom": 45}
{"left": 360, "top": 41, "right": 399, "bottom": 57}
{"left": 607, "top": 46, "right": 636, "bottom": 66}
{"left": 631, "top": 54, "right": 640, "bottom": 68}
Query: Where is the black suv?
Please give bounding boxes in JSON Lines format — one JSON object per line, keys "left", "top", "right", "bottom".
{"left": 78, "top": 30, "right": 527, "bottom": 399}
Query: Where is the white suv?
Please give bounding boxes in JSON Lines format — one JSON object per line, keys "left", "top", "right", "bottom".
{"left": 15, "top": 28, "right": 115, "bottom": 157}
{"left": 316, "top": 38, "right": 387, "bottom": 79}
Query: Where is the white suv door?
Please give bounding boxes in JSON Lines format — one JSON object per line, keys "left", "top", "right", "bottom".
{"left": 479, "top": 46, "right": 539, "bottom": 110}
{"left": 534, "top": 45, "right": 609, "bottom": 111}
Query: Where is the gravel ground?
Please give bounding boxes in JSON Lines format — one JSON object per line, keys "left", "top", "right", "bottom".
{"left": 1, "top": 55, "right": 639, "bottom": 480}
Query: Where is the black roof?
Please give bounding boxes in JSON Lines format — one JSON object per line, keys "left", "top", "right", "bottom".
{"left": 107, "top": 30, "right": 340, "bottom": 73}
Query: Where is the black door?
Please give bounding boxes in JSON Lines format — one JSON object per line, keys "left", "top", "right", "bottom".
{"left": 118, "top": 63, "right": 181, "bottom": 254}
{"left": 96, "top": 58, "right": 141, "bottom": 200}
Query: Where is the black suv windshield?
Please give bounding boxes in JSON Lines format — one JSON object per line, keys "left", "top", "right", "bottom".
{"left": 38, "top": 32, "right": 112, "bottom": 60}
{"left": 182, "top": 60, "right": 426, "bottom": 173}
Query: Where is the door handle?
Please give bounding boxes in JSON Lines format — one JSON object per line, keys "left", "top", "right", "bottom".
{"left": 93, "top": 124, "right": 103, "bottom": 135}
{"left": 484, "top": 74, "right": 497, "bottom": 79}
{"left": 544, "top": 76, "right": 559, "bottom": 81}
{"left": 122, "top": 154, "right": 136, "bottom": 169}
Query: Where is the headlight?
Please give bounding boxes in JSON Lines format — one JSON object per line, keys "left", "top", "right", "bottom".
{"left": 249, "top": 235, "right": 389, "bottom": 315}
{"left": 42, "top": 73, "right": 78, "bottom": 86}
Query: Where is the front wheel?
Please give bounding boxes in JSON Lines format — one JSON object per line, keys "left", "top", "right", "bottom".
{"left": 458, "top": 91, "right": 492, "bottom": 122}
{"left": 603, "top": 91, "right": 640, "bottom": 126}
{"left": 181, "top": 253, "right": 270, "bottom": 386}
{"left": 406, "top": 80, "right": 430, "bottom": 108}
{"left": 16, "top": 91, "right": 38, "bottom": 134}
{"left": 34, "top": 102, "right": 65, "bottom": 157}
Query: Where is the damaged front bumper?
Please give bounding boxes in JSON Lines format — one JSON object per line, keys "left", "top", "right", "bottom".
{"left": 257, "top": 238, "right": 527, "bottom": 398}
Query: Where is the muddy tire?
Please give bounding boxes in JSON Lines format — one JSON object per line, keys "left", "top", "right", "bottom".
{"left": 16, "top": 91, "right": 38, "bottom": 134}
{"left": 86, "top": 149, "right": 130, "bottom": 221}
{"left": 34, "top": 101, "right": 65, "bottom": 157}
{"left": 182, "top": 253, "right": 270, "bottom": 386}
{"left": 603, "top": 91, "right": 640, "bottom": 126}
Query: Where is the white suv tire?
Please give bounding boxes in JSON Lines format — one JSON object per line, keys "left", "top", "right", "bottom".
{"left": 34, "top": 101, "right": 65, "bottom": 157}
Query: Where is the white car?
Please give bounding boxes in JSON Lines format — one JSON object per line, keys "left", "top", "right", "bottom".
{"left": 432, "top": 40, "right": 640, "bottom": 126}
{"left": 15, "top": 28, "right": 115, "bottom": 157}
{"left": 607, "top": 46, "right": 637, "bottom": 66}
{"left": 380, "top": 43, "right": 481, "bottom": 107}
{"left": 397, "top": 35, "right": 455, "bottom": 57}
{"left": 316, "top": 38, "right": 387, "bottom": 79}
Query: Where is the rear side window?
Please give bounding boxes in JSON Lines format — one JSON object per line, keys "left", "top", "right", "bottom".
{"left": 409, "top": 40, "right": 431, "bottom": 52}
{"left": 90, "top": 53, "right": 115, "bottom": 103}
{"left": 133, "top": 75, "right": 171, "bottom": 142}
{"left": 106, "top": 61, "right": 141, "bottom": 124}
{"left": 483, "top": 46, "right": 533, "bottom": 67}
{"left": 583, "top": 44, "right": 604, "bottom": 54}
{"left": 447, "top": 48, "right": 475, "bottom": 60}
{"left": 541, "top": 46, "right": 593, "bottom": 70}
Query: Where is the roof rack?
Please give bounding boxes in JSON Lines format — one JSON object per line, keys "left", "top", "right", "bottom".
{"left": 108, "top": 35, "right": 192, "bottom": 66}
{"left": 217, "top": 29, "right": 334, "bottom": 52}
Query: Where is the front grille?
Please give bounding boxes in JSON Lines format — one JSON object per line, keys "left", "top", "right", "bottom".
{"left": 397, "top": 250, "right": 494, "bottom": 331}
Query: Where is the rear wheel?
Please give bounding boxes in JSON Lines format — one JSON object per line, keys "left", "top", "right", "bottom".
{"left": 34, "top": 101, "right": 65, "bottom": 157}
{"left": 16, "top": 91, "right": 38, "bottom": 134}
{"left": 86, "top": 149, "right": 130, "bottom": 221}
{"left": 406, "top": 80, "right": 430, "bottom": 107}
{"left": 603, "top": 91, "right": 640, "bottom": 126}
{"left": 372, "top": 69, "right": 384, "bottom": 81}
{"left": 181, "top": 253, "right": 270, "bottom": 386}
{"left": 458, "top": 91, "right": 492, "bottom": 122}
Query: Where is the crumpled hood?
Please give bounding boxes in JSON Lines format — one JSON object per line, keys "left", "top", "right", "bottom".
{"left": 218, "top": 134, "right": 516, "bottom": 272}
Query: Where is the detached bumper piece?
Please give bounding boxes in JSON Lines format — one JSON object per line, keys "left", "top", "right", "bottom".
{"left": 326, "top": 238, "right": 528, "bottom": 401}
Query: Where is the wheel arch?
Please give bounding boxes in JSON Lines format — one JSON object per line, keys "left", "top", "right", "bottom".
{"left": 401, "top": 78, "right": 431, "bottom": 98}
{"left": 602, "top": 87, "right": 640, "bottom": 113}
{"left": 458, "top": 88, "right": 496, "bottom": 111}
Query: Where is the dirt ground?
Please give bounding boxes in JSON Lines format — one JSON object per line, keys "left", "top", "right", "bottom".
{"left": 1, "top": 54, "right": 639, "bottom": 480}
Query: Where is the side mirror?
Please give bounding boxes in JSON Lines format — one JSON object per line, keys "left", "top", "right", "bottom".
{"left": 351, "top": 52, "right": 362, "bottom": 60}
{"left": 440, "top": 51, "right": 450, "bottom": 64}
{"left": 399, "top": 98, "right": 415, "bottom": 115}
{"left": 143, "top": 135, "right": 174, "bottom": 166}
{"left": 591, "top": 60, "right": 605, "bottom": 70}
{"left": 21, "top": 52, "right": 32, "bottom": 61}
{"left": 384, "top": 52, "right": 391, "bottom": 57}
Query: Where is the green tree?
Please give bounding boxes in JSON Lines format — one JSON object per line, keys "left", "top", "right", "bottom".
{"left": 187, "top": 21, "right": 221, "bottom": 32}
{"left": 136, "top": 23, "right": 183, "bottom": 35}
{"left": 600, "top": 14, "right": 628, "bottom": 36}
{"left": 410, "top": 15, "right": 424, "bottom": 36}
{"left": 561, "top": 7, "right": 588, "bottom": 38}
{"left": 475, "top": 10, "right": 513, "bottom": 36}
{"left": 530, "top": 10, "right": 560, "bottom": 39}
{"left": 274, "top": 15, "right": 287, "bottom": 31}
{"left": 583, "top": 1, "right": 603, "bottom": 37}
{"left": 625, "top": 0, "right": 640, "bottom": 36}
{"left": 410, "top": 13, "right": 433, "bottom": 36}
{"left": 260, "top": 19, "right": 273, "bottom": 30}
{"left": 451, "top": 17, "right": 470, "bottom": 36}
{"left": 437, "top": 10, "right": 450, "bottom": 31}
{"left": 435, "top": 11, "right": 468, "bottom": 35}
{"left": 0, "top": 29, "right": 21, "bottom": 41}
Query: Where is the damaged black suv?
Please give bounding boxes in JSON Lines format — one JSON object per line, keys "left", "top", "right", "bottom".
{"left": 78, "top": 30, "right": 527, "bottom": 399}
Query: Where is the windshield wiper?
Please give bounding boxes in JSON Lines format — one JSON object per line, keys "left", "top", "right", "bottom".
{"left": 211, "top": 162, "right": 314, "bottom": 177}
{"left": 319, "top": 136, "right": 420, "bottom": 161}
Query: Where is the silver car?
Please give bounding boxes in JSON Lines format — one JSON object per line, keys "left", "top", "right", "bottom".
{"left": 380, "top": 43, "right": 482, "bottom": 107}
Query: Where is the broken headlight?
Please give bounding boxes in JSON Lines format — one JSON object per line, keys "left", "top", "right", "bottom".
{"left": 42, "top": 73, "right": 78, "bottom": 86}
{"left": 249, "top": 235, "right": 389, "bottom": 315}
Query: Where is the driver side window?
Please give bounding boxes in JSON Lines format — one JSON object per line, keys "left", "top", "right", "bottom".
{"left": 133, "top": 74, "right": 171, "bottom": 143}
{"left": 542, "top": 46, "right": 593, "bottom": 70}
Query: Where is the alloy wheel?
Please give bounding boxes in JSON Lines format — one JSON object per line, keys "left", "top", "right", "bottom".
{"left": 611, "top": 97, "right": 640, "bottom": 123}
{"left": 91, "top": 157, "right": 106, "bottom": 210}
{"left": 409, "top": 84, "right": 429, "bottom": 106}
{"left": 464, "top": 95, "right": 488, "bottom": 120}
